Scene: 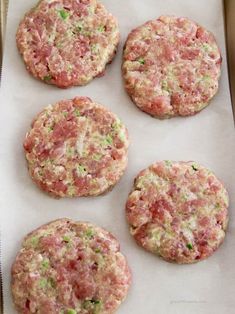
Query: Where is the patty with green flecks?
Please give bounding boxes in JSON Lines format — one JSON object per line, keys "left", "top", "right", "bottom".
{"left": 122, "top": 15, "right": 222, "bottom": 118}
{"left": 16, "top": 0, "right": 120, "bottom": 88}
{"left": 126, "top": 161, "right": 229, "bottom": 264}
{"left": 11, "top": 219, "right": 131, "bottom": 314}
{"left": 23, "top": 97, "right": 129, "bottom": 198}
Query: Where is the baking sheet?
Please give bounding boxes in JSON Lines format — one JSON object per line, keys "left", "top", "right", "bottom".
{"left": 1, "top": 0, "right": 235, "bottom": 313}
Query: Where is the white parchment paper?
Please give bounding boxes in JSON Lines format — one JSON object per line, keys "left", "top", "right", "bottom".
{"left": 1, "top": 0, "right": 235, "bottom": 313}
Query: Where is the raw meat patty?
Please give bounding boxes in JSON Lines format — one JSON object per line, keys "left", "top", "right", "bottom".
{"left": 126, "top": 161, "right": 229, "bottom": 264}
{"left": 122, "top": 15, "right": 222, "bottom": 118}
{"left": 16, "top": 0, "right": 120, "bottom": 88}
{"left": 23, "top": 97, "right": 129, "bottom": 198}
{"left": 11, "top": 219, "right": 131, "bottom": 314}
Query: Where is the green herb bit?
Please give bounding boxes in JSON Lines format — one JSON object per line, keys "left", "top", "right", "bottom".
{"left": 30, "top": 236, "right": 39, "bottom": 247}
{"left": 59, "top": 9, "right": 70, "bottom": 20}
{"left": 91, "top": 44, "right": 98, "bottom": 53}
{"left": 103, "top": 134, "right": 113, "bottom": 146}
{"left": 83, "top": 299, "right": 102, "bottom": 311}
{"left": 95, "top": 248, "right": 101, "bottom": 253}
{"left": 85, "top": 228, "right": 94, "bottom": 239}
{"left": 68, "top": 186, "right": 76, "bottom": 196}
{"left": 202, "top": 43, "right": 211, "bottom": 52}
{"left": 112, "top": 120, "right": 121, "bottom": 131}
{"left": 76, "top": 25, "right": 83, "bottom": 32}
{"left": 91, "top": 300, "right": 101, "bottom": 305}
{"left": 48, "top": 277, "right": 56, "bottom": 288}
{"left": 43, "top": 75, "right": 52, "bottom": 82}
{"left": 63, "top": 235, "right": 71, "bottom": 243}
{"left": 186, "top": 243, "right": 193, "bottom": 250}
{"left": 162, "top": 80, "right": 170, "bottom": 92}
{"left": 67, "top": 147, "right": 74, "bottom": 157}
{"left": 67, "top": 309, "right": 76, "bottom": 314}
{"left": 97, "top": 25, "right": 105, "bottom": 32}
{"left": 192, "top": 165, "right": 198, "bottom": 171}
{"left": 38, "top": 170, "right": 43, "bottom": 177}
{"left": 119, "top": 130, "right": 126, "bottom": 142}
{"left": 77, "top": 165, "right": 87, "bottom": 175}
{"left": 93, "top": 153, "right": 102, "bottom": 161}
{"left": 39, "top": 278, "right": 48, "bottom": 289}
{"left": 41, "top": 259, "right": 50, "bottom": 270}
{"left": 137, "top": 57, "right": 145, "bottom": 65}
{"left": 202, "top": 75, "right": 211, "bottom": 82}
{"left": 39, "top": 277, "right": 56, "bottom": 289}
{"left": 165, "top": 160, "right": 172, "bottom": 166}
{"left": 74, "top": 109, "right": 81, "bottom": 117}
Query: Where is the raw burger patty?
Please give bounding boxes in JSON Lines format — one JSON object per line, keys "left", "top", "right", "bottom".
{"left": 23, "top": 97, "right": 129, "bottom": 198}
{"left": 122, "top": 15, "right": 222, "bottom": 118}
{"left": 126, "top": 161, "right": 229, "bottom": 264}
{"left": 11, "top": 219, "right": 131, "bottom": 314}
{"left": 16, "top": 0, "right": 120, "bottom": 88}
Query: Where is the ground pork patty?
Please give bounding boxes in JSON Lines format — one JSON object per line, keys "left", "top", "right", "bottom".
{"left": 11, "top": 219, "right": 131, "bottom": 314}
{"left": 122, "top": 15, "right": 222, "bottom": 119}
{"left": 126, "top": 161, "right": 229, "bottom": 264}
{"left": 16, "top": 0, "right": 120, "bottom": 88}
{"left": 23, "top": 97, "right": 129, "bottom": 198}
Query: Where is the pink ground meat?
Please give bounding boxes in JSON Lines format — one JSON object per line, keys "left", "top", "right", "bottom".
{"left": 12, "top": 219, "right": 131, "bottom": 314}
{"left": 16, "top": 0, "right": 120, "bottom": 88}
{"left": 23, "top": 97, "right": 129, "bottom": 198}
{"left": 126, "top": 161, "right": 229, "bottom": 264}
{"left": 122, "top": 16, "right": 222, "bottom": 118}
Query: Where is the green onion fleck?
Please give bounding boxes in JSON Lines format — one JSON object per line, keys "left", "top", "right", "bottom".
{"left": 93, "top": 153, "right": 102, "bottom": 161}
{"left": 30, "top": 236, "right": 39, "bottom": 247}
{"left": 186, "top": 243, "right": 193, "bottom": 250}
{"left": 63, "top": 235, "right": 71, "bottom": 243}
{"left": 165, "top": 160, "right": 172, "bottom": 166}
{"left": 97, "top": 25, "right": 105, "bottom": 32}
{"left": 48, "top": 277, "right": 56, "bottom": 288}
{"left": 202, "top": 75, "right": 211, "bottom": 82}
{"left": 48, "top": 126, "right": 54, "bottom": 132}
{"left": 67, "top": 309, "right": 76, "bottom": 314}
{"left": 76, "top": 25, "right": 83, "bottom": 32}
{"left": 112, "top": 120, "right": 121, "bottom": 131}
{"left": 74, "top": 109, "right": 80, "bottom": 117}
{"left": 43, "top": 75, "right": 52, "bottom": 82}
{"left": 77, "top": 165, "right": 87, "bottom": 175}
{"left": 162, "top": 80, "right": 169, "bottom": 91}
{"left": 59, "top": 9, "right": 70, "bottom": 20}
{"left": 39, "top": 277, "right": 56, "bottom": 289}
{"left": 138, "top": 57, "right": 145, "bottom": 65}
{"left": 83, "top": 299, "right": 102, "bottom": 310}
{"left": 91, "top": 44, "right": 98, "bottom": 53}
{"left": 103, "top": 134, "right": 113, "bottom": 146}
{"left": 85, "top": 229, "right": 94, "bottom": 239}
{"left": 39, "top": 278, "right": 48, "bottom": 288}
{"left": 41, "top": 259, "right": 50, "bottom": 270}
{"left": 192, "top": 165, "right": 198, "bottom": 171}
{"left": 202, "top": 43, "right": 211, "bottom": 52}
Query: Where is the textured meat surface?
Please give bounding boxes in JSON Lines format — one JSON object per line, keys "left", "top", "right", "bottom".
{"left": 126, "top": 161, "right": 229, "bottom": 264}
{"left": 122, "top": 16, "right": 222, "bottom": 118}
{"left": 16, "top": 0, "right": 120, "bottom": 88}
{"left": 23, "top": 97, "right": 129, "bottom": 198}
{"left": 11, "top": 219, "right": 131, "bottom": 314}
